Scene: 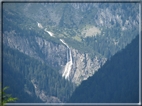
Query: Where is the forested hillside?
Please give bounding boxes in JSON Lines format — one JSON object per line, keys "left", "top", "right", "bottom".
{"left": 2, "top": 2, "right": 139, "bottom": 103}
{"left": 3, "top": 46, "right": 75, "bottom": 103}
{"left": 68, "top": 35, "right": 139, "bottom": 103}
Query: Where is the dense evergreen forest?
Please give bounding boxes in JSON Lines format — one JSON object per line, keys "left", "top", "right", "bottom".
{"left": 2, "top": 3, "right": 139, "bottom": 103}
{"left": 68, "top": 35, "right": 139, "bottom": 103}
{"left": 3, "top": 45, "right": 75, "bottom": 103}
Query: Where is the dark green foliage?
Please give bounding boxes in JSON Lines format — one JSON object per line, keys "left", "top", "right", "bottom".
{"left": 3, "top": 3, "right": 139, "bottom": 60}
{"left": 3, "top": 46, "right": 75, "bottom": 103}
{"left": 2, "top": 3, "right": 139, "bottom": 103}
{"left": 3, "top": 47, "right": 43, "bottom": 103}
{"left": 68, "top": 35, "right": 139, "bottom": 103}
{"left": 2, "top": 86, "right": 18, "bottom": 105}
{"left": 59, "top": 4, "right": 76, "bottom": 29}
{"left": 83, "top": 26, "right": 138, "bottom": 58}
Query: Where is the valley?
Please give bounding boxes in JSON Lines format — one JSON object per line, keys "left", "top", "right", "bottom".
{"left": 2, "top": 2, "right": 139, "bottom": 103}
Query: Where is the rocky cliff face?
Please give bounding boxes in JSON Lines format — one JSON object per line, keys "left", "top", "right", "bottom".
{"left": 3, "top": 30, "right": 106, "bottom": 85}
{"left": 21, "top": 3, "right": 139, "bottom": 58}
{"left": 20, "top": 3, "right": 139, "bottom": 33}
{"left": 3, "top": 1, "right": 139, "bottom": 88}
{"left": 2, "top": 2, "right": 139, "bottom": 103}
{"left": 71, "top": 49, "right": 106, "bottom": 85}
{"left": 31, "top": 79, "right": 61, "bottom": 103}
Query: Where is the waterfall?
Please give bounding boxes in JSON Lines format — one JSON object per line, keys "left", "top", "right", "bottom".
{"left": 60, "top": 39, "right": 73, "bottom": 80}
{"left": 44, "top": 28, "right": 54, "bottom": 37}
{"left": 36, "top": 21, "right": 72, "bottom": 80}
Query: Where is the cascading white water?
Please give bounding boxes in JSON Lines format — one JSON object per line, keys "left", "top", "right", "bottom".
{"left": 44, "top": 28, "right": 54, "bottom": 37}
{"left": 36, "top": 22, "right": 72, "bottom": 79}
{"left": 36, "top": 22, "right": 72, "bottom": 80}
{"left": 60, "top": 39, "right": 73, "bottom": 80}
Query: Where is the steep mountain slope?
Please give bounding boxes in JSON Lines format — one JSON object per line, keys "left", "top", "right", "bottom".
{"left": 2, "top": 2, "right": 139, "bottom": 103}
{"left": 3, "top": 50, "right": 43, "bottom": 103}
{"left": 68, "top": 35, "right": 139, "bottom": 103}
{"left": 3, "top": 2, "right": 139, "bottom": 85}
{"left": 3, "top": 45, "right": 75, "bottom": 103}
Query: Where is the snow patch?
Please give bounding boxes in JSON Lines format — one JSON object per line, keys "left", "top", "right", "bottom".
{"left": 113, "top": 39, "right": 119, "bottom": 45}
{"left": 100, "top": 18, "right": 103, "bottom": 24}
{"left": 122, "top": 26, "right": 127, "bottom": 31}
{"left": 37, "top": 22, "right": 43, "bottom": 29}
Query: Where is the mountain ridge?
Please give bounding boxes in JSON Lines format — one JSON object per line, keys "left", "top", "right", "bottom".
{"left": 68, "top": 35, "right": 139, "bottom": 103}
{"left": 2, "top": 2, "right": 139, "bottom": 103}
